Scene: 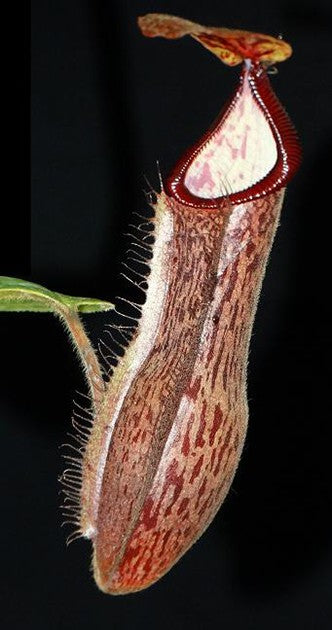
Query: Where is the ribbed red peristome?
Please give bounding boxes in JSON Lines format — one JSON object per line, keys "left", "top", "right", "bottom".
{"left": 166, "top": 61, "right": 301, "bottom": 208}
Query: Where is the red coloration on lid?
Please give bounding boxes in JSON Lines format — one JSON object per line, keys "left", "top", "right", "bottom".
{"left": 138, "top": 14, "right": 292, "bottom": 66}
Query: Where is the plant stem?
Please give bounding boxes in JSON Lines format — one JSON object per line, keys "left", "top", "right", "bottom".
{"left": 57, "top": 306, "right": 105, "bottom": 408}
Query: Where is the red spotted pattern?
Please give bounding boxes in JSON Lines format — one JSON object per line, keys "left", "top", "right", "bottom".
{"left": 93, "top": 189, "right": 285, "bottom": 593}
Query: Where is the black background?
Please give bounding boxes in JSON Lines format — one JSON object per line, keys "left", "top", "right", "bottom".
{"left": 1, "top": 1, "right": 331, "bottom": 628}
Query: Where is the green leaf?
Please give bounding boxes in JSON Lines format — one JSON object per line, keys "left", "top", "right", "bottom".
{"left": 0, "top": 276, "right": 114, "bottom": 314}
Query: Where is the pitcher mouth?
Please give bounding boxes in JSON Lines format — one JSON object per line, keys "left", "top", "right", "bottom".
{"left": 165, "top": 61, "right": 301, "bottom": 209}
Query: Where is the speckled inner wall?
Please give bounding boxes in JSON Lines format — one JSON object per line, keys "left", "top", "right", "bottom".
{"left": 1, "top": 1, "right": 331, "bottom": 629}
